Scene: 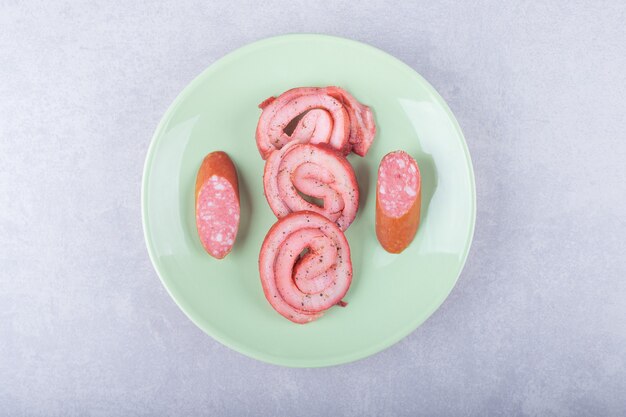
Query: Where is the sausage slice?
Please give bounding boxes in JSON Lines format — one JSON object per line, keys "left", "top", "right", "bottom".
{"left": 195, "top": 151, "right": 240, "bottom": 259}
{"left": 376, "top": 151, "right": 421, "bottom": 253}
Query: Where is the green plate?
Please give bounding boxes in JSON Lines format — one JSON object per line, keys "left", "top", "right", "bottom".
{"left": 142, "top": 34, "right": 475, "bottom": 367}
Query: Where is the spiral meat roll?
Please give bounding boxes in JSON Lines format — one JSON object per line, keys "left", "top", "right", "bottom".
{"left": 256, "top": 86, "right": 376, "bottom": 159}
{"left": 258, "top": 211, "right": 353, "bottom": 324}
{"left": 263, "top": 142, "right": 359, "bottom": 231}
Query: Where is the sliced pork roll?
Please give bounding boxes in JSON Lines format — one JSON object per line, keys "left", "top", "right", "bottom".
{"left": 256, "top": 86, "right": 376, "bottom": 159}
{"left": 263, "top": 142, "right": 359, "bottom": 231}
{"left": 258, "top": 211, "right": 353, "bottom": 324}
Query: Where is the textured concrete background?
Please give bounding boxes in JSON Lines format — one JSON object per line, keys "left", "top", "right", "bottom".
{"left": 1, "top": 1, "right": 625, "bottom": 416}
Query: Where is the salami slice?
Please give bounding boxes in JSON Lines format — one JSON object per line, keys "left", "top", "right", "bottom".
{"left": 263, "top": 142, "right": 359, "bottom": 231}
{"left": 256, "top": 86, "right": 376, "bottom": 159}
{"left": 195, "top": 151, "right": 240, "bottom": 259}
{"left": 375, "top": 151, "right": 421, "bottom": 253}
{"left": 258, "top": 211, "right": 353, "bottom": 324}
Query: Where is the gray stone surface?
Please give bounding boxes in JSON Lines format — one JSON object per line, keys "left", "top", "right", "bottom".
{"left": 1, "top": 1, "right": 625, "bottom": 416}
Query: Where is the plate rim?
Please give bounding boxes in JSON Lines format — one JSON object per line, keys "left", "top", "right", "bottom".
{"left": 141, "top": 33, "right": 476, "bottom": 367}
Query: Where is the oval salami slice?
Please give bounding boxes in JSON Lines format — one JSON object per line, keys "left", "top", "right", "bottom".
{"left": 195, "top": 151, "right": 240, "bottom": 259}
{"left": 375, "top": 151, "right": 421, "bottom": 253}
{"left": 255, "top": 86, "right": 376, "bottom": 159}
{"left": 263, "top": 142, "right": 359, "bottom": 231}
{"left": 258, "top": 211, "right": 353, "bottom": 324}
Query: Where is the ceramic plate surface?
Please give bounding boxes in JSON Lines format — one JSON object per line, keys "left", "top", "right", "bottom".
{"left": 142, "top": 34, "right": 475, "bottom": 367}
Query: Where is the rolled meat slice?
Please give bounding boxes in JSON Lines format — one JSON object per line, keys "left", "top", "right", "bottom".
{"left": 195, "top": 151, "right": 240, "bottom": 259}
{"left": 256, "top": 86, "right": 376, "bottom": 159}
{"left": 326, "top": 86, "right": 377, "bottom": 157}
{"left": 263, "top": 142, "right": 359, "bottom": 231}
{"left": 259, "top": 211, "right": 353, "bottom": 324}
{"left": 376, "top": 151, "right": 421, "bottom": 253}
